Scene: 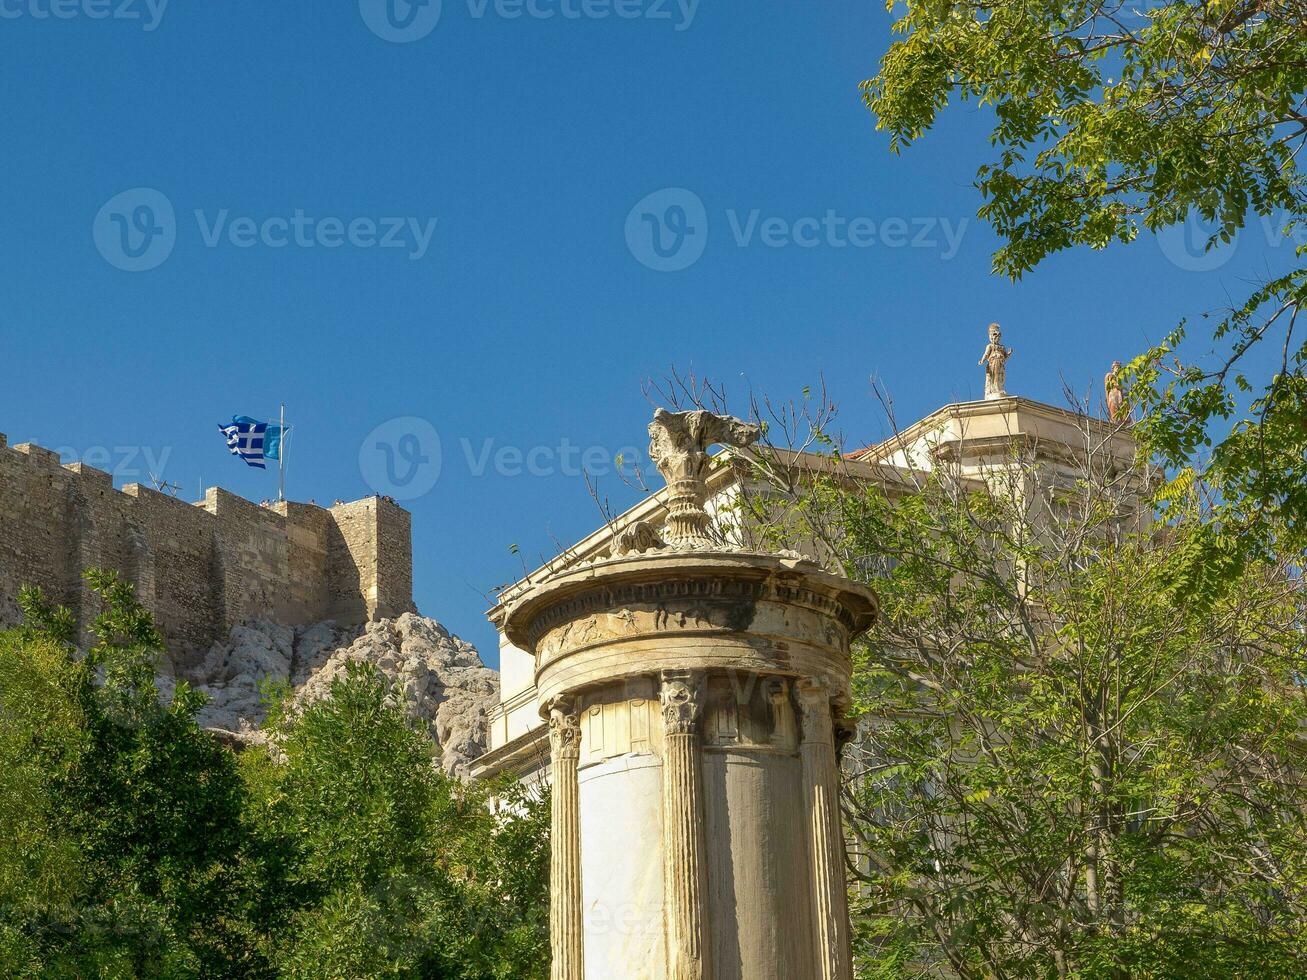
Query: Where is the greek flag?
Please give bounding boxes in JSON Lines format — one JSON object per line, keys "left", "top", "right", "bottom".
{"left": 219, "top": 416, "right": 286, "bottom": 470}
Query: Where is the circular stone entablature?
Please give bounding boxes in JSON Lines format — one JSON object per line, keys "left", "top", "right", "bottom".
{"left": 504, "top": 548, "right": 878, "bottom": 715}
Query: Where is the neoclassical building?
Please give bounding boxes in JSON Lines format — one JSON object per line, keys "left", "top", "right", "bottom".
{"left": 475, "top": 353, "right": 1135, "bottom": 980}
{"left": 474, "top": 393, "right": 1134, "bottom": 787}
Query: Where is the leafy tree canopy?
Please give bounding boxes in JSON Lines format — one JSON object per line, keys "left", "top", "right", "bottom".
{"left": 863, "top": 0, "right": 1307, "bottom": 553}
{"left": 0, "top": 573, "right": 550, "bottom": 979}
{"left": 737, "top": 400, "right": 1307, "bottom": 977}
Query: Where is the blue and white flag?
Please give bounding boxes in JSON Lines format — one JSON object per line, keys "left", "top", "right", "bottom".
{"left": 219, "top": 416, "right": 287, "bottom": 470}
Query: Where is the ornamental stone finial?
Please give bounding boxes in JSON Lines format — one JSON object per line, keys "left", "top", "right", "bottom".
{"left": 978, "top": 322, "right": 1013, "bottom": 400}
{"left": 646, "top": 407, "right": 760, "bottom": 548}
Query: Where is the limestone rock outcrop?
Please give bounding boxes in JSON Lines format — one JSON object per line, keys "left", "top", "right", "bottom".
{"left": 172, "top": 613, "right": 498, "bottom": 778}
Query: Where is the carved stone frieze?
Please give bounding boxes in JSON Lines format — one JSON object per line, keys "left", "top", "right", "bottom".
{"left": 613, "top": 520, "right": 667, "bottom": 556}
{"left": 525, "top": 574, "right": 863, "bottom": 651}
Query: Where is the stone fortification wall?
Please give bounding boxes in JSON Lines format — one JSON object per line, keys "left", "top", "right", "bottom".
{"left": 0, "top": 431, "right": 415, "bottom": 658}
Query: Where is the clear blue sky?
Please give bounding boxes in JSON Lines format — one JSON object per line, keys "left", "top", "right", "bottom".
{"left": 1, "top": 0, "right": 1293, "bottom": 665}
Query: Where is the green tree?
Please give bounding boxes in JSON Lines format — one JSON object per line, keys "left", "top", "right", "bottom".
{"left": 246, "top": 661, "right": 550, "bottom": 980}
{"left": 862, "top": 0, "right": 1307, "bottom": 552}
{"left": 1, "top": 574, "right": 551, "bottom": 979}
{"left": 741, "top": 410, "right": 1307, "bottom": 976}
{"left": 0, "top": 572, "right": 261, "bottom": 978}
{"left": 0, "top": 610, "right": 87, "bottom": 974}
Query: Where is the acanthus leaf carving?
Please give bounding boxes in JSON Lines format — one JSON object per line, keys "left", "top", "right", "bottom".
{"left": 647, "top": 408, "right": 760, "bottom": 548}
{"left": 795, "top": 677, "right": 835, "bottom": 746}
{"left": 660, "top": 670, "right": 705, "bottom": 736}
{"left": 548, "top": 699, "right": 582, "bottom": 760}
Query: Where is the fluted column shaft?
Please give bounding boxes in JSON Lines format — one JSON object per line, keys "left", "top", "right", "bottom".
{"left": 660, "top": 671, "right": 711, "bottom": 980}
{"left": 797, "top": 679, "right": 853, "bottom": 980}
{"left": 549, "top": 703, "right": 584, "bottom": 980}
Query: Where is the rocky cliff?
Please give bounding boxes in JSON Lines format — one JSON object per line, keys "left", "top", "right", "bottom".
{"left": 163, "top": 613, "right": 498, "bottom": 778}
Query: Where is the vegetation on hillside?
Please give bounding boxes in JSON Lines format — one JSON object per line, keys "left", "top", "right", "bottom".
{"left": 0, "top": 571, "right": 549, "bottom": 980}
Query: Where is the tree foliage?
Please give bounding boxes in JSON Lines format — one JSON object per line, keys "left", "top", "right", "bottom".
{"left": 862, "top": 0, "right": 1307, "bottom": 549}
{"left": 248, "top": 662, "right": 550, "bottom": 979}
{"left": 843, "top": 466, "right": 1305, "bottom": 976}
{"left": 739, "top": 401, "right": 1307, "bottom": 977}
{"left": 0, "top": 572, "right": 550, "bottom": 979}
{"left": 1, "top": 573, "right": 252, "bottom": 976}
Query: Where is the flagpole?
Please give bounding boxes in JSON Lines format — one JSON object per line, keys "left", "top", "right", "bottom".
{"left": 278, "top": 403, "right": 286, "bottom": 503}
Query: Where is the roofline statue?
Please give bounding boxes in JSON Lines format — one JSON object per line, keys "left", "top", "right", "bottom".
{"left": 979, "top": 322, "right": 1013, "bottom": 400}
{"left": 1105, "top": 360, "right": 1127, "bottom": 422}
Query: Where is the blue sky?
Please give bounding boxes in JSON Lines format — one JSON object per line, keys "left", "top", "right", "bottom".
{"left": 0, "top": 0, "right": 1295, "bottom": 665}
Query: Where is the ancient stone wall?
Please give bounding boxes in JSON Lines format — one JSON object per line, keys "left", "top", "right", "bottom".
{"left": 373, "top": 498, "right": 414, "bottom": 620}
{"left": 0, "top": 431, "right": 415, "bottom": 658}
{"left": 323, "top": 496, "right": 416, "bottom": 623}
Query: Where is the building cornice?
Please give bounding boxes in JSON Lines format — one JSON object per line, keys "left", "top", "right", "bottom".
{"left": 470, "top": 723, "right": 550, "bottom": 782}
{"left": 851, "top": 396, "right": 1134, "bottom": 466}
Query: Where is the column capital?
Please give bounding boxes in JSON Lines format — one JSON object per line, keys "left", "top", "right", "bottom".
{"left": 834, "top": 714, "right": 858, "bottom": 759}
{"left": 660, "top": 670, "right": 705, "bottom": 736}
{"left": 796, "top": 677, "right": 835, "bottom": 745}
{"left": 549, "top": 698, "right": 582, "bottom": 760}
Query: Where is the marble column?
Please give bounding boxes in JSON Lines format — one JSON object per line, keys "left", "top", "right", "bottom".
{"left": 797, "top": 679, "right": 853, "bottom": 980}
{"left": 549, "top": 702, "right": 584, "bottom": 980}
{"left": 660, "top": 670, "right": 710, "bottom": 980}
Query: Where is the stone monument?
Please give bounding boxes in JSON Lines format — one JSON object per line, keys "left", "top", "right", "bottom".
{"left": 978, "top": 322, "right": 1012, "bottom": 399}
{"left": 1105, "top": 360, "right": 1126, "bottom": 421}
{"left": 504, "top": 408, "right": 879, "bottom": 980}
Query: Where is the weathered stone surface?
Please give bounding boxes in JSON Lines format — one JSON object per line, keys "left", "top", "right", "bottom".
{"left": 0, "top": 430, "right": 414, "bottom": 657}
{"left": 505, "top": 408, "right": 879, "bottom": 979}
{"left": 183, "top": 612, "right": 498, "bottom": 777}
{"left": 978, "top": 321, "right": 1013, "bottom": 400}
